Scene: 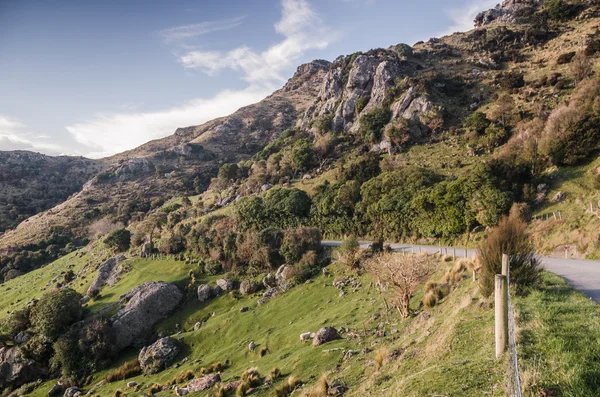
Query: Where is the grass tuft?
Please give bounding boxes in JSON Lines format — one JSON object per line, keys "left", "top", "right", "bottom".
{"left": 105, "top": 359, "right": 141, "bottom": 383}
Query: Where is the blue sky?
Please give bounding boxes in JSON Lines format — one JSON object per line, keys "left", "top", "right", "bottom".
{"left": 0, "top": 0, "right": 496, "bottom": 158}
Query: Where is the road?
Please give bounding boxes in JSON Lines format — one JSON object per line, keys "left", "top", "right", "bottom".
{"left": 321, "top": 240, "right": 600, "bottom": 304}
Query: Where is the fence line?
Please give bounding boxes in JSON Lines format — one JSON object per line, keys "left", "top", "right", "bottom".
{"left": 506, "top": 260, "right": 523, "bottom": 397}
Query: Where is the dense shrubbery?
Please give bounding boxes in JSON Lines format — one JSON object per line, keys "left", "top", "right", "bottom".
{"left": 237, "top": 188, "right": 312, "bottom": 230}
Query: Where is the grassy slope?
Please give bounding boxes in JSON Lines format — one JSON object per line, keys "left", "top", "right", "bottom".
{"left": 26, "top": 255, "right": 504, "bottom": 397}
{"left": 529, "top": 157, "right": 600, "bottom": 258}
{"left": 516, "top": 271, "right": 600, "bottom": 396}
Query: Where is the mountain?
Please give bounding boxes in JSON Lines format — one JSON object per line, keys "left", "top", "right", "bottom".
{"left": 2, "top": 0, "right": 600, "bottom": 276}
{"left": 0, "top": 151, "right": 102, "bottom": 233}
{"left": 2, "top": 1, "right": 600, "bottom": 396}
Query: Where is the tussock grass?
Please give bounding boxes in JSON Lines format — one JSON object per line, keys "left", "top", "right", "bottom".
{"left": 105, "top": 359, "right": 141, "bottom": 383}
{"left": 423, "top": 291, "right": 438, "bottom": 308}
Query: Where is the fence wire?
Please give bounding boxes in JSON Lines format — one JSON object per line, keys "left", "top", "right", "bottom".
{"left": 507, "top": 282, "right": 523, "bottom": 397}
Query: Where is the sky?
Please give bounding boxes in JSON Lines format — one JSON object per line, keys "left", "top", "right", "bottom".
{"left": 0, "top": 0, "right": 498, "bottom": 158}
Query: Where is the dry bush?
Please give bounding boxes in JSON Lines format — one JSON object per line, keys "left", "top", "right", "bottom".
{"left": 375, "top": 348, "right": 388, "bottom": 370}
{"left": 199, "top": 360, "right": 229, "bottom": 375}
{"left": 266, "top": 367, "right": 281, "bottom": 383}
{"left": 88, "top": 218, "right": 124, "bottom": 240}
{"left": 365, "top": 253, "right": 435, "bottom": 319}
{"left": 442, "top": 254, "right": 453, "bottom": 262}
{"left": 423, "top": 291, "right": 438, "bottom": 308}
{"left": 424, "top": 280, "right": 439, "bottom": 293}
{"left": 106, "top": 359, "right": 141, "bottom": 382}
{"left": 275, "top": 376, "right": 302, "bottom": 397}
{"left": 439, "top": 283, "right": 450, "bottom": 298}
{"left": 148, "top": 384, "right": 161, "bottom": 394}
{"left": 304, "top": 375, "right": 329, "bottom": 397}
{"left": 113, "top": 390, "right": 126, "bottom": 397}
{"left": 478, "top": 204, "right": 542, "bottom": 297}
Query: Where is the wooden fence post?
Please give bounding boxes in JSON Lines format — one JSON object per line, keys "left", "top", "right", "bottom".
{"left": 453, "top": 248, "right": 456, "bottom": 260}
{"left": 502, "top": 254, "right": 509, "bottom": 280}
{"left": 464, "top": 248, "right": 468, "bottom": 258}
{"left": 495, "top": 274, "right": 508, "bottom": 359}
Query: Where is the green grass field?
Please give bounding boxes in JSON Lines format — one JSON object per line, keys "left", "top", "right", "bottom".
{"left": 23, "top": 254, "right": 506, "bottom": 397}
{"left": 516, "top": 271, "right": 600, "bottom": 397}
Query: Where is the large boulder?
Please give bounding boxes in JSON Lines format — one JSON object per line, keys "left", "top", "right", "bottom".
{"left": 63, "top": 387, "right": 82, "bottom": 397}
{"left": 216, "top": 279, "right": 234, "bottom": 291}
{"left": 0, "top": 347, "right": 44, "bottom": 390}
{"left": 197, "top": 284, "right": 213, "bottom": 303}
{"left": 188, "top": 373, "right": 221, "bottom": 392}
{"left": 87, "top": 255, "right": 126, "bottom": 295}
{"left": 240, "top": 280, "right": 258, "bottom": 295}
{"left": 111, "top": 282, "right": 183, "bottom": 350}
{"left": 313, "top": 327, "right": 342, "bottom": 346}
{"left": 138, "top": 337, "right": 180, "bottom": 375}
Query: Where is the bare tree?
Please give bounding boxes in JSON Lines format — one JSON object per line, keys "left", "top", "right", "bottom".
{"left": 366, "top": 253, "right": 435, "bottom": 319}
{"left": 570, "top": 51, "right": 593, "bottom": 85}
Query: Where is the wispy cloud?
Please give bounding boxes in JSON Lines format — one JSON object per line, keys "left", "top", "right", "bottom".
{"left": 66, "top": 0, "right": 335, "bottom": 158}
{"left": 180, "top": 0, "right": 335, "bottom": 86}
{"left": 440, "top": 0, "right": 498, "bottom": 36}
{"left": 0, "top": 115, "right": 63, "bottom": 154}
{"left": 159, "top": 16, "right": 245, "bottom": 42}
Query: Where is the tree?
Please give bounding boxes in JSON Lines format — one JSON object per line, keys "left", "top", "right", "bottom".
{"left": 489, "top": 94, "right": 515, "bottom": 128}
{"left": 103, "top": 228, "right": 131, "bottom": 252}
{"left": 30, "top": 288, "right": 82, "bottom": 340}
{"left": 366, "top": 253, "right": 434, "bottom": 319}
{"left": 478, "top": 205, "right": 541, "bottom": 297}
{"left": 338, "top": 235, "right": 361, "bottom": 270}
{"left": 292, "top": 139, "right": 315, "bottom": 172}
{"left": 280, "top": 227, "right": 321, "bottom": 265}
{"left": 464, "top": 111, "right": 491, "bottom": 135}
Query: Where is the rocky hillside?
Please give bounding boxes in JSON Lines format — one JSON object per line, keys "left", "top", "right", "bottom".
{"left": 0, "top": 151, "right": 102, "bottom": 233}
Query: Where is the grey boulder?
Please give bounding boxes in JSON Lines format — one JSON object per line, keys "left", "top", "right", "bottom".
{"left": 138, "top": 337, "right": 180, "bottom": 375}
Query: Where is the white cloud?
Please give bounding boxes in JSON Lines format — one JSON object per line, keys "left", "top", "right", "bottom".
{"left": 66, "top": 86, "right": 271, "bottom": 158}
{"left": 0, "top": 115, "right": 63, "bottom": 154}
{"left": 441, "top": 0, "right": 499, "bottom": 36}
{"left": 180, "top": 0, "right": 334, "bottom": 85}
{"left": 66, "top": 0, "right": 335, "bottom": 158}
{"left": 159, "top": 16, "right": 245, "bottom": 42}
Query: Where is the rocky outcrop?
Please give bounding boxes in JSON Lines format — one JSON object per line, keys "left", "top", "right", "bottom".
{"left": 474, "top": 0, "right": 543, "bottom": 27}
{"left": 0, "top": 346, "right": 44, "bottom": 390}
{"left": 188, "top": 373, "right": 221, "bottom": 392}
{"left": 138, "top": 337, "right": 180, "bottom": 374}
{"left": 114, "top": 158, "right": 153, "bottom": 181}
{"left": 313, "top": 327, "right": 342, "bottom": 346}
{"left": 87, "top": 255, "right": 127, "bottom": 295}
{"left": 111, "top": 282, "right": 183, "bottom": 350}
{"left": 63, "top": 387, "right": 82, "bottom": 397}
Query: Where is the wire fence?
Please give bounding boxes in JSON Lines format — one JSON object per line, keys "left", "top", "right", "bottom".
{"left": 506, "top": 280, "right": 523, "bottom": 397}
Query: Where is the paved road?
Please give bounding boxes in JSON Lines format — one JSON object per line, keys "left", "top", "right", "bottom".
{"left": 322, "top": 240, "right": 600, "bottom": 304}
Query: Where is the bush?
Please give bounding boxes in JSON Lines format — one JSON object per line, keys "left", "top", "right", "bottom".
{"left": 103, "top": 228, "right": 131, "bottom": 252}
{"left": 204, "top": 259, "right": 223, "bottom": 275}
{"left": 30, "top": 288, "right": 82, "bottom": 340}
{"left": 292, "top": 139, "right": 315, "bottom": 171}
{"left": 359, "top": 107, "right": 392, "bottom": 143}
{"left": 464, "top": 111, "right": 491, "bottom": 135}
{"left": 280, "top": 227, "right": 321, "bottom": 264}
{"left": 545, "top": 0, "right": 575, "bottom": 21}
{"left": 557, "top": 51, "right": 576, "bottom": 65}
{"left": 500, "top": 72, "right": 525, "bottom": 90}
{"left": 339, "top": 236, "right": 361, "bottom": 269}
{"left": 106, "top": 358, "right": 142, "bottom": 382}
{"left": 478, "top": 205, "right": 541, "bottom": 297}
{"left": 53, "top": 319, "right": 117, "bottom": 381}
{"left": 355, "top": 96, "right": 370, "bottom": 114}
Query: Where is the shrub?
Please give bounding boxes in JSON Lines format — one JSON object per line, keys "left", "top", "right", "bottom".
{"left": 292, "top": 139, "right": 315, "bottom": 171}
{"left": 280, "top": 227, "right": 321, "bottom": 264}
{"left": 355, "top": 96, "right": 370, "bottom": 114}
{"left": 203, "top": 259, "right": 223, "bottom": 275}
{"left": 500, "top": 72, "right": 525, "bottom": 90}
{"left": 339, "top": 236, "right": 361, "bottom": 269}
{"left": 148, "top": 384, "right": 162, "bottom": 394}
{"left": 465, "top": 111, "right": 491, "bottom": 135}
{"left": 30, "top": 288, "right": 82, "bottom": 340}
{"left": 103, "top": 228, "right": 131, "bottom": 252}
{"left": 106, "top": 358, "right": 142, "bottom": 382}
{"left": 53, "top": 319, "right": 117, "bottom": 381}
{"left": 313, "top": 114, "right": 333, "bottom": 134}
{"left": 478, "top": 204, "right": 541, "bottom": 297}
{"left": 359, "top": 107, "right": 392, "bottom": 143}
{"left": 557, "top": 51, "right": 576, "bottom": 64}
{"left": 545, "top": 0, "right": 575, "bottom": 21}
{"left": 266, "top": 367, "right": 281, "bottom": 383}
{"left": 375, "top": 348, "right": 388, "bottom": 370}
